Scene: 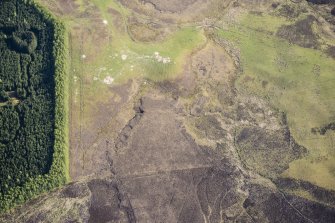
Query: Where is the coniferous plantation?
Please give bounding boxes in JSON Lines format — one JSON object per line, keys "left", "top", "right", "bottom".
{"left": 0, "top": 0, "right": 68, "bottom": 212}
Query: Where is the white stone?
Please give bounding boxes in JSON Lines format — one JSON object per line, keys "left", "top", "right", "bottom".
{"left": 121, "top": 54, "right": 128, "bottom": 61}
{"left": 163, "top": 57, "right": 171, "bottom": 64}
{"left": 103, "top": 76, "right": 114, "bottom": 85}
{"left": 156, "top": 56, "right": 163, "bottom": 62}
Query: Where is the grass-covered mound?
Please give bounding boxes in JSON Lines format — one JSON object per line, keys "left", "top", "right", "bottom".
{"left": 0, "top": 0, "right": 68, "bottom": 213}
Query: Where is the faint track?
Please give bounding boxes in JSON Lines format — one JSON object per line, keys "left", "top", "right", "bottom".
{"left": 79, "top": 27, "right": 85, "bottom": 175}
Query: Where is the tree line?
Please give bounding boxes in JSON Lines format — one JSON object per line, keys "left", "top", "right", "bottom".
{"left": 0, "top": 0, "right": 69, "bottom": 213}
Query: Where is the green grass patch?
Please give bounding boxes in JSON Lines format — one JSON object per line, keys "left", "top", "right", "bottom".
{"left": 93, "top": 26, "right": 205, "bottom": 84}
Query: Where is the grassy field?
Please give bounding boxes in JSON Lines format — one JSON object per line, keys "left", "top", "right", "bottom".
{"left": 71, "top": 0, "right": 206, "bottom": 83}
{"left": 94, "top": 26, "right": 205, "bottom": 82}
{"left": 218, "top": 12, "right": 335, "bottom": 190}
